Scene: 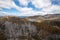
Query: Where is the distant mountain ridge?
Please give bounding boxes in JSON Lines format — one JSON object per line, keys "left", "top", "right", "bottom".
{"left": 44, "top": 14, "right": 60, "bottom": 18}
{"left": 25, "top": 14, "right": 60, "bottom": 22}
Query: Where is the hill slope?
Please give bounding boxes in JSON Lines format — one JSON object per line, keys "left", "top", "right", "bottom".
{"left": 0, "top": 16, "right": 60, "bottom": 40}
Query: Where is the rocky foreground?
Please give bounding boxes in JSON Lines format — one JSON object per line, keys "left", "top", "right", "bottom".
{"left": 0, "top": 15, "right": 60, "bottom": 40}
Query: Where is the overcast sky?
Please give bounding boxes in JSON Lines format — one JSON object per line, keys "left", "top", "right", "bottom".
{"left": 0, "top": 0, "right": 60, "bottom": 16}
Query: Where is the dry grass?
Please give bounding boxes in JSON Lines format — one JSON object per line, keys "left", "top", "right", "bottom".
{"left": 0, "top": 16, "right": 60, "bottom": 40}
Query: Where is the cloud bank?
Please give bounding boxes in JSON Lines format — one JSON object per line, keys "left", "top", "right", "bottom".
{"left": 0, "top": 0, "right": 60, "bottom": 16}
